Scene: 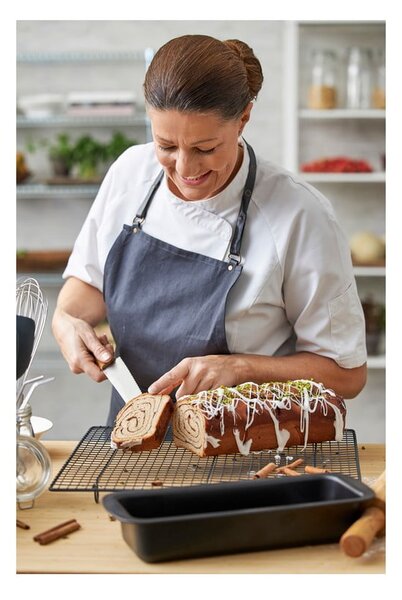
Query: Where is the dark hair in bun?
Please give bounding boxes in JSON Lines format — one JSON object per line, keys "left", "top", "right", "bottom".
{"left": 144, "top": 34, "right": 264, "bottom": 119}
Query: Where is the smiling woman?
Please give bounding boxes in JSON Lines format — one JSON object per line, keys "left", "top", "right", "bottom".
{"left": 143, "top": 35, "right": 262, "bottom": 202}
{"left": 53, "top": 34, "right": 367, "bottom": 427}
{"left": 149, "top": 108, "right": 248, "bottom": 201}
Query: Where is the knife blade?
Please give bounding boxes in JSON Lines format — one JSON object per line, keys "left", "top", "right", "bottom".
{"left": 97, "top": 356, "right": 142, "bottom": 403}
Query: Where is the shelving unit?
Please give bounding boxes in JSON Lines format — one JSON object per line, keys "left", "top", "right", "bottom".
{"left": 16, "top": 47, "right": 157, "bottom": 377}
{"left": 17, "top": 48, "right": 154, "bottom": 202}
{"left": 284, "top": 21, "right": 386, "bottom": 375}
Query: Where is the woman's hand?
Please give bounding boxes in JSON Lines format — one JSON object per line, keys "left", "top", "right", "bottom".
{"left": 52, "top": 308, "right": 114, "bottom": 382}
{"left": 148, "top": 355, "right": 243, "bottom": 398}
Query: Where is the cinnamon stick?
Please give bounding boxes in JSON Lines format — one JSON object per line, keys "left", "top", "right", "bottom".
{"left": 305, "top": 465, "right": 331, "bottom": 474}
{"left": 277, "top": 458, "right": 304, "bottom": 473}
{"left": 34, "top": 519, "right": 80, "bottom": 545}
{"left": 253, "top": 462, "right": 277, "bottom": 479}
{"left": 16, "top": 519, "right": 30, "bottom": 530}
{"left": 282, "top": 467, "right": 302, "bottom": 477}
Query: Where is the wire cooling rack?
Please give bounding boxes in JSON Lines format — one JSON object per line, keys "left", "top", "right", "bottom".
{"left": 50, "top": 426, "right": 361, "bottom": 502}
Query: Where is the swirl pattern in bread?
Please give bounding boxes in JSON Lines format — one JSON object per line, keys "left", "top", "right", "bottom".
{"left": 111, "top": 393, "right": 173, "bottom": 451}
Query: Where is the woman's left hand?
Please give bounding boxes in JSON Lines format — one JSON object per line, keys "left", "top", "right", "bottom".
{"left": 148, "top": 355, "right": 244, "bottom": 398}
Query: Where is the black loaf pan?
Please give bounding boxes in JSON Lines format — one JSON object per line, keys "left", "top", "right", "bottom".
{"left": 103, "top": 474, "right": 374, "bottom": 563}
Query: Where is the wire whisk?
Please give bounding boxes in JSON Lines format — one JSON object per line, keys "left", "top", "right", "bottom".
{"left": 16, "top": 277, "right": 48, "bottom": 405}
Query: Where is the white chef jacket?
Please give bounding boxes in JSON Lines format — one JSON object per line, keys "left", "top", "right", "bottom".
{"left": 63, "top": 140, "right": 367, "bottom": 369}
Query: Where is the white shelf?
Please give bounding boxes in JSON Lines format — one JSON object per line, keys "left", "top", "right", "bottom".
{"left": 17, "top": 50, "right": 154, "bottom": 63}
{"left": 299, "top": 109, "right": 385, "bottom": 120}
{"left": 299, "top": 173, "right": 385, "bottom": 183}
{"left": 353, "top": 266, "right": 385, "bottom": 277}
{"left": 367, "top": 355, "right": 386, "bottom": 369}
{"left": 17, "top": 183, "right": 99, "bottom": 199}
{"left": 17, "top": 114, "right": 148, "bottom": 128}
{"left": 17, "top": 272, "right": 65, "bottom": 287}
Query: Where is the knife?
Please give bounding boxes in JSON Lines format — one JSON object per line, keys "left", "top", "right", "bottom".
{"left": 97, "top": 356, "right": 142, "bottom": 403}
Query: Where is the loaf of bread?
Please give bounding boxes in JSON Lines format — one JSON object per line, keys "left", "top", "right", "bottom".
{"left": 111, "top": 393, "right": 173, "bottom": 451}
{"left": 172, "top": 380, "right": 346, "bottom": 457}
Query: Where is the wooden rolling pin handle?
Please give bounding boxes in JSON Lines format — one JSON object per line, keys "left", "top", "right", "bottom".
{"left": 370, "top": 470, "right": 386, "bottom": 511}
{"left": 340, "top": 506, "right": 385, "bottom": 557}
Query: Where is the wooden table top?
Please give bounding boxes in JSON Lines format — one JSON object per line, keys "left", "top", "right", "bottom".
{"left": 16, "top": 441, "right": 385, "bottom": 574}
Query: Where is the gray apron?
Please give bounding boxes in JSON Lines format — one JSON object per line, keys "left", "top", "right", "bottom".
{"left": 103, "top": 141, "right": 257, "bottom": 425}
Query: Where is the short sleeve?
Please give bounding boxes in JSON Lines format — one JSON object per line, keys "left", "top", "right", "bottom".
{"left": 63, "top": 164, "right": 115, "bottom": 291}
{"left": 282, "top": 190, "right": 367, "bottom": 369}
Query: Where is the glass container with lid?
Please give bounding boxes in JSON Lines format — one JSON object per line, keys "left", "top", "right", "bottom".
{"left": 372, "top": 48, "right": 385, "bottom": 109}
{"left": 16, "top": 402, "right": 51, "bottom": 509}
{"left": 346, "top": 47, "right": 373, "bottom": 109}
{"left": 307, "top": 49, "right": 338, "bottom": 110}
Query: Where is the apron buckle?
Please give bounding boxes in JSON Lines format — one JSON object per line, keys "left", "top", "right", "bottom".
{"left": 132, "top": 216, "right": 144, "bottom": 232}
{"left": 228, "top": 253, "right": 241, "bottom": 270}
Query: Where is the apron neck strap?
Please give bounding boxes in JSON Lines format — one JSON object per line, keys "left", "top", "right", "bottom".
{"left": 132, "top": 141, "right": 257, "bottom": 267}
{"left": 227, "top": 140, "right": 256, "bottom": 266}
{"left": 132, "top": 169, "right": 164, "bottom": 227}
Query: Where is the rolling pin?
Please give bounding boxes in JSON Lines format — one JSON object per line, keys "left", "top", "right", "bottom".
{"left": 340, "top": 470, "right": 385, "bottom": 558}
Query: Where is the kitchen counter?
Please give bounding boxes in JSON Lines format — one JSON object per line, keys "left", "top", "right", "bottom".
{"left": 17, "top": 441, "right": 385, "bottom": 574}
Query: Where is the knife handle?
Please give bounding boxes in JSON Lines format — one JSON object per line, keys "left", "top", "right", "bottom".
{"left": 95, "top": 357, "right": 114, "bottom": 371}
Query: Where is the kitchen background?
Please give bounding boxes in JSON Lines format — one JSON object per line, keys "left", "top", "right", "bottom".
{"left": 16, "top": 20, "right": 386, "bottom": 442}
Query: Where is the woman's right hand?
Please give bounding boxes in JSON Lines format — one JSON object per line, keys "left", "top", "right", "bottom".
{"left": 52, "top": 308, "right": 114, "bottom": 382}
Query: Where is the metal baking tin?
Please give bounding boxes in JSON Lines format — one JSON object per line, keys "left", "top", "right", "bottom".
{"left": 102, "top": 474, "right": 374, "bottom": 562}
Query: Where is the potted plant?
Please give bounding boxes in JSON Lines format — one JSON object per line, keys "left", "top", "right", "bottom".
{"left": 48, "top": 133, "right": 75, "bottom": 177}
{"left": 105, "top": 131, "right": 137, "bottom": 163}
{"left": 72, "top": 135, "right": 107, "bottom": 180}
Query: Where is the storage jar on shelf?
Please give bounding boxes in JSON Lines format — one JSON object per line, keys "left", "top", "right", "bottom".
{"left": 372, "top": 49, "right": 385, "bottom": 109}
{"left": 346, "top": 47, "right": 373, "bottom": 109}
{"left": 307, "top": 49, "right": 338, "bottom": 110}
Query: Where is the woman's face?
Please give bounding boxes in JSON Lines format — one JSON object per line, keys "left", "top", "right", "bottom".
{"left": 148, "top": 106, "right": 252, "bottom": 201}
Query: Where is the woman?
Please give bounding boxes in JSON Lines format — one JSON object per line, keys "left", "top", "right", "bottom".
{"left": 52, "top": 35, "right": 367, "bottom": 425}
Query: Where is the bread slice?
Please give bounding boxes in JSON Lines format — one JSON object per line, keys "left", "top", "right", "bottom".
{"left": 111, "top": 393, "right": 173, "bottom": 451}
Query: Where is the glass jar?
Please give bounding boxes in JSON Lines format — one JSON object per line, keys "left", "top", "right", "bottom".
{"left": 307, "top": 49, "right": 338, "bottom": 109}
{"left": 16, "top": 403, "right": 35, "bottom": 438}
{"left": 16, "top": 402, "right": 51, "bottom": 509}
{"left": 16, "top": 434, "right": 51, "bottom": 509}
{"left": 346, "top": 47, "right": 373, "bottom": 109}
{"left": 372, "top": 49, "right": 385, "bottom": 109}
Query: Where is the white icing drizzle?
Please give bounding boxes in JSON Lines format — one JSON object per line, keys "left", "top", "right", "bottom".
{"left": 233, "top": 429, "right": 253, "bottom": 456}
{"left": 180, "top": 380, "right": 345, "bottom": 452}
{"left": 205, "top": 434, "right": 221, "bottom": 448}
